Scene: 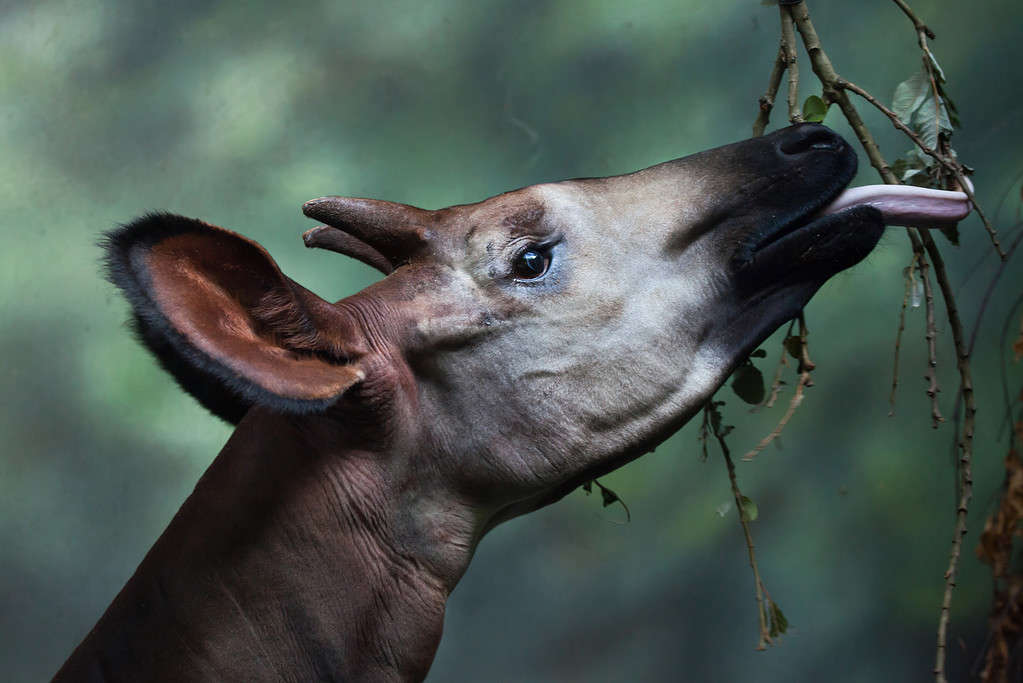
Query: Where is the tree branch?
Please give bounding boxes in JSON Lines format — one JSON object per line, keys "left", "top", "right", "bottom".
{"left": 780, "top": 6, "right": 802, "bottom": 125}
{"left": 753, "top": 46, "right": 788, "bottom": 137}
{"left": 783, "top": 5, "right": 978, "bottom": 679}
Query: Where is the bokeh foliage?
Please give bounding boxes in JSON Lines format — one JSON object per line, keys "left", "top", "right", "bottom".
{"left": 1, "top": 1, "right": 1022, "bottom": 680}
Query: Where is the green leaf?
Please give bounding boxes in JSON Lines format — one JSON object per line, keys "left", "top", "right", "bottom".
{"left": 892, "top": 70, "right": 930, "bottom": 125}
{"left": 731, "top": 363, "right": 765, "bottom": 405}
{"left": 740, "top": 495, "right": 759, "bottom": 522}
{"left": 768, "top": 601, "right": 789, "bottom": 638}
{"left": 802, "top": 95, "right": 829, "bottom": 123}
{"left": 892, "top": 68, "right": 953, "bottom": 151}
{"left": 926, "top": 50, "right": 946, "bottom": 83}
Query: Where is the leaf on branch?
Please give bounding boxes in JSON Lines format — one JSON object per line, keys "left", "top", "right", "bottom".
{"left": 740, "top": 495, "right": 759, "bottom": 522}
{"left": 594, "top": 480, "right": 631, "bottom": 522}
{"left": 768, "top": 600, "right": 789, "bottom": 638}
{"left": 783, "top": 335, "right": 802, "bottom": 360}
{"left": 892, "top": 68, "right": 954, "bottom": 153}
{"left": 802, "top": 95, "right": 829, "bottom": 123}
{"left": 732, "top": 362, "right": 766, "bottom": 405}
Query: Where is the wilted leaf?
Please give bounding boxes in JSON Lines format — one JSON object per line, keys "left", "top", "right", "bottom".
{"left": 802, "top": 95, "right": 829, "bottom": 123}
{"left": 939, "top": 224, "right": 960, "bottom": 246}
{"left": 740, "top": 495, "right": 759, "bottom": 522}
{"left": 600, "top": 486, "right": 619, "bottom": 507}
{"left": 732, "top": 363, "right": 765, "bottom": 405}
{"left": 783, "top": 335, "right": 802, "bottom": 360}
{"left": 594, "top": 480, "right": 631, "bottom": 522}
{"left": 926, "top": 50, "right": 947, "bottom": 83}
{"left": 892, "top": 68, "right": 953, "bottom": 152}
{"left": 892, "top": 70, "right": 929, "bottom": 124}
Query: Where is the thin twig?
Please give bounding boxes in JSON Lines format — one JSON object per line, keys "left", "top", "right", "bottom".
{"left": 761, "top": 319, "right": 797, "bottom": 410}
{"left": 917, "top": 250, "right": 944, "bottom": 428}
{"left": 890, "top": 253, "right": 919, "bottom": 415}
{"left": 705, "top": 404, "right": 772, "bottom": 650}
{"left": 744, "top": 314, "right": 814, "bottom": 461}
{"left": 779, "top": 6, "right": 802, "bottom": 125}
{"left": 921, "top": 231, "right": 976, "bottom": 683}
{"left": 753, "top": 46, "right": 788, "bottom": 137}
{"left": 890, "top": 0, "right": 936, "bottom": 39}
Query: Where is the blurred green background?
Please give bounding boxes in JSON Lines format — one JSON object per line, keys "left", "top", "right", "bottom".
{"left": 2, "top": 1, "right": 1022, "bottom": 680}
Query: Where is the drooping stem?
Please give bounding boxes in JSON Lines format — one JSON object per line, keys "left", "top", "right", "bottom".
{"left": 922, "top": 231, "right": 976, "bottom": 683}
{"left": 917, "top": 250, "right": 944, "bottom": 428}
{"left": 889, "top": 253, "right": 919, "bottom": 415}
{"left": 705, "top": 404, "right": 772, "bottom": 650}
{"left": 745, "top": 314, "right": 814, "bottom": 461}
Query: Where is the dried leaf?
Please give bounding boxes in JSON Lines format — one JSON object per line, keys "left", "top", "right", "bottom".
{"left": 732, "top": 363, "right": 766, "bottom": 405}
{"left": 783, "top": 335, "right": 802, "bottom": 360}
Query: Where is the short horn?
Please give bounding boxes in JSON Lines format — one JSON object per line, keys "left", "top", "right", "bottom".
{"left": 302, "top": 225, "right": 394, "bottom": 274}
{"left": 302, "top": 196, "right": 432, "bottom": 270}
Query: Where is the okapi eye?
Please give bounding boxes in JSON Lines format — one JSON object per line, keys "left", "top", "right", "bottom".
{"left": 511, "top": 246, "right": 551, "bottom": 280}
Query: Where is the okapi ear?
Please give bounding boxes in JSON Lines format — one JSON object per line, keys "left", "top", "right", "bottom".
{"left": 104, "top": 213, "right": 366, "bottom": 424}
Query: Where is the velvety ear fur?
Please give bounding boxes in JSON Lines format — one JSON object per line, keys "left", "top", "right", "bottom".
{"left": 103, "top": 213, "right": 365, "bottom": 423}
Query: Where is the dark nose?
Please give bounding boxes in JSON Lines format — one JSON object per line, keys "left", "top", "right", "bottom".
{"left": 775, "top": 123, "right": 846, "bottom": 156}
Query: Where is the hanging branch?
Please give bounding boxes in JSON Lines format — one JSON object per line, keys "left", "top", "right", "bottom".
{"left": 749, "top": 3, "right": 991, "bottom": 680}
{"left": 745, "top": 314, "right": 814, "bottom": 461}
{"left": 889, "top": 253, "right": 919, "bottom": 414}
{"left": 701, "top": 403, "right": 786, "bottom": 650}
{"left": 917, "top": 250, "right": 944, "bottom": 428}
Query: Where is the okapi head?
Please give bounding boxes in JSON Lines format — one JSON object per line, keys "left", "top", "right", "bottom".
{"left": 70, "top": 123, "right": 975, "bottom": 682}
{"left": 106, "top": 124, "right": 972, "bottom": 530}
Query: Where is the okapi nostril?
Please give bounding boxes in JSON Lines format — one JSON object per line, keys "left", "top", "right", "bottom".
{"left": 777, "top": 123, "right": 843, "bottom": 156}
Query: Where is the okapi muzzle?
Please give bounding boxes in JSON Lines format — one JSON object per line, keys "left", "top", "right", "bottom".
{"left": 57, "top": 124, "right": 970, "bottom": 682}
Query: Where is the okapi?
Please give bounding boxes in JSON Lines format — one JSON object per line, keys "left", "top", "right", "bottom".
{"left": 54, "top": 124, "right": 969, "bottom": 681}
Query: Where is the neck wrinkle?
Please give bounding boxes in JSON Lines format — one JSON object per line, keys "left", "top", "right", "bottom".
{"left": 54, "top": 407, "right": 480, "bottom": 683}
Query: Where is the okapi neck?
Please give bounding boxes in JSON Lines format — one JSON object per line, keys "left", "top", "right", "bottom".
{"left": 53, "top": 408, "right": 474, "bottom": 682}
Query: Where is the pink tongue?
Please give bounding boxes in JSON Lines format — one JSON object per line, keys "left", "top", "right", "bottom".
{"left": 820, "top": 184, "right": 971, "bottom": 227}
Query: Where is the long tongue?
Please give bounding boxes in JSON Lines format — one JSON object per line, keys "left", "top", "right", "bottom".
{"left": 820, "top": 184, "right": 971, "bottom": 227}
